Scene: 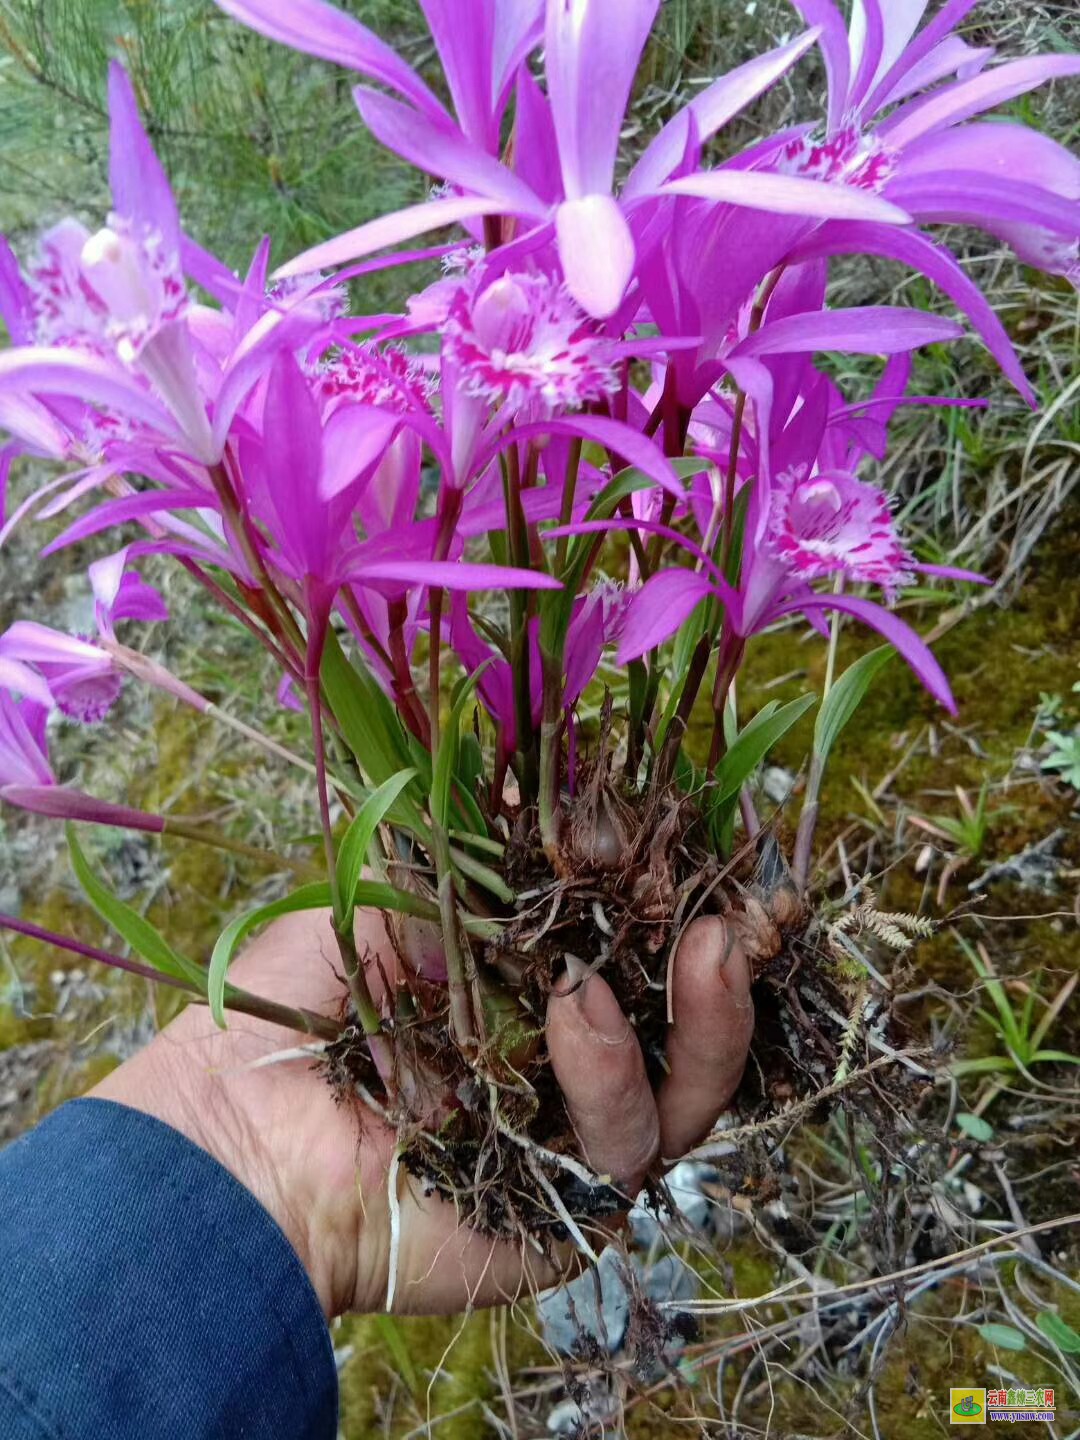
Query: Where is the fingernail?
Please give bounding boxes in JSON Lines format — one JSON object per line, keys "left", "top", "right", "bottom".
{"left": 576, "top": 976, "right": 631, "bottom": 1047}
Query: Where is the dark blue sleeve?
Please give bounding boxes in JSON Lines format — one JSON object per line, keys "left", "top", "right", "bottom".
{"left": 0, "top": 1097, "right": 338, "bottom": 1440}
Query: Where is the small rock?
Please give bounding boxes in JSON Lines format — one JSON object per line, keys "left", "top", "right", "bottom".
{"left": 970, "top": 829, "right": 1067, "bottom": 894}
{"left": 538, "top": 1247, "right": 631, "bottom": 1355}
{"left": 761, "top": 765, "right": 797, "bottom": 806}
{"left": 635, "top": 1253, "right": 700, "bottom": 1309}
{"left": 665, "top": 1160, "right": 721, "bottom": 1234}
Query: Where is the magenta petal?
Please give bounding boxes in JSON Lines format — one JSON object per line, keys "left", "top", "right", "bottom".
{"left": 0, "top": 784, "right": 165, "bottom": 831}
{"left": 793, "top": 223, "right": 1034, "bottom": 403}
{"left": 616, "top": 568, "right": 715, "bottom": 663}
{"left": 0, "top": 236, "right": 34, "bottom": 344}
{"left": 502, "top": 414, "right": 683, "bottom": 500}
{"left": 0, "top": 657, "right": 53, "bottom": 707}
{"left": 107, "top": 62, "right": 180, "bottom": 250}
{"left": 263, "top": 352, "right": 327, "bottom": 576}
{"left": 733, "top": 306, "right": 964, "bottom": 358}
{"left": 865, "top": 0, "right": 981, "bottom": 114}
{"left": 555, "top": 195, "right": 636, "bottom": 319}
{"left": 916, "top": 562, "right": 990, "bottom": 585}
{"left": 354, "top": 87, "right": 543, "bottom": 214}
{"left": 626, "top": 30, "right": 820, "bottom": 197}
{"left": 789, "top": 593, "right": 956, "bottom": 713}
{"left": 788, "top": 0, "right": 852, "bottom": 132}
{"left": 546, "top": 0, "right": 659, "bottom": 197}
{"left": 320, "top": 406, "right": 401, "bottom": 501}
{"left": 0, "top": 347, "right": 180, "bottom": 438}
{"left": 350, "top": 560, "right": 560, "bottom": 591}
{"left": 214, "top": 0, "right": 447, "bottom": 123}
{"left": 887, "top": 173, "right": 1080, "bottom": 237}
{"left": 272, "top": 196, "right": 527, "bottom": 280}
{"left": 654, "top": 170, "right": 910, "bottom": 223}
{"left": 41, "top": 489, "right": 212, "bottom": 554}
{"left": 0, "top": 621, "right": 102, "bottom": 667}
{"left": 883, "top": 54, "right": 1080, "bottom": 149}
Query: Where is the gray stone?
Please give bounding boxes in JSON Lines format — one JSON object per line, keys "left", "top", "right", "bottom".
{"left": 538, "top": 1246, "right": 631, "bottom": 1355}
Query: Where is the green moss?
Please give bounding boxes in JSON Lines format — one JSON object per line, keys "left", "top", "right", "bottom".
{"left": 337, "top": 1309, "right": 546, "bottom": 1439}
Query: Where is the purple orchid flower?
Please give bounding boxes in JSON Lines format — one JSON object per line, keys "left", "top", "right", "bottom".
{"left": 258, "top": 2, "right": 910, "bottom": 319}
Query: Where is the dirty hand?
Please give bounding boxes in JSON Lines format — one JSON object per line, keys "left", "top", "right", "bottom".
{"left": 91, "top": 910, "right": 753, "bottom": 1317}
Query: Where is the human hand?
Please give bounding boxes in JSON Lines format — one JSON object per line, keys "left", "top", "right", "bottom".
{"left": 91, "top": 910, "right": 753, "bottom": 1318}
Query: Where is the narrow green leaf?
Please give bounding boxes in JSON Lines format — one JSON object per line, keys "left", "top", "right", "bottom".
{"left": 1037, "top": 1311, "right": 1080, "bottom": 1353}
{"left": 815, "top": 646, "right": 893, "bottom": 765}
{"left": 977, "top": 1323, "right": 1027, "bottom": 1352}
{"left": 955, "top": 1112, "right": 994, "bottom": 1143}
{"left": 431, "top": 662, "right": 492, "bottom": 829}
{"left": 206, "top": 879, "right": 445, "bottom": 1027}
{"left": 713, "top": 694, "right": 816, "bottom": 805}
{"left": 67, "top": 825, "right": 206, "bottom": 990}
{"left": 208, "top": 883, "right": 332, "bottom": 1028}
{"left": 336, "top": 768, "right": 417, "bottom": 927}
{"left": 374, "top": 1314, "right": 421, "bottom": 1396}
{"left": 321, "top": 630, "right": 412, "bottom": 790}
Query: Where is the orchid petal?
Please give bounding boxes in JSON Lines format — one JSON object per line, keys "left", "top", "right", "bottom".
{"left": 887, "top": 173, "right": 1080, "bottom": 237}
{"left": 353, "top": 87, "right": 544, "bottom": 215}
{"left": 0, "top": 236, "right": 34, "bottom": 343}
{"left": 732, "top": 306, "right": 964, "bottom": 358}
{"left": 792, "top": 223, "right": 1035, "bottom": 404}
{"left": 350, "top": 560, "right": 560, "bottom": 592}
{"left": 865, "top": 0, "right": 980, "bottom": 115}
{"left": 263, "top": 352, "right": 326, "bottom": 575}
{"left": 0, "top": 347, "right": 180, "bottom": 438}
{"left": 214, "top": 0, "right": 447, "bottom": 123}
{"left": 41, "top": 489, "right": 213, "bottom": 554}
{"left": 616, "top": 568, "right": 715, "bottom": 663}
{"left": 107, "top": 62, "right": 180, "bottom": 250}
{"left": 786, "top": 592, "right": 955, "bottom": 712}
{"left": 272, "top": 196, "right": 527, "bottom": 281}
{"left": 788, "top": 0, "right": 852, "bottom": 131}
{"left": 0, "top": 657, "right": 54, "bottom": 707}
{"left": 555, "top": 194, "right": 636, "bottom": 318}
{"left": 501, "top": 413, "right": 682, "bottom": 499}
{"left": 546, "top": 0, "right": 659, "bottom": 198}
{"left": 653, "top": 170, "right": 910, "bottom": 224}
{"left": 625, "top": 29, "right": 821, "bottom": 197}
{"left": 883, "top": 55, "right": 1080, "bottom": 149}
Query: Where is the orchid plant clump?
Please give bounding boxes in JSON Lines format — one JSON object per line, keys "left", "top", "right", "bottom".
{"left": 1, "top": 0, "right": 1077, "bottom": 1230}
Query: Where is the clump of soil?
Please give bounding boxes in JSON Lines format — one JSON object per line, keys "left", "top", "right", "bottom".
{"left": 323, "top": 751, "right": 921, "bottom": 1250}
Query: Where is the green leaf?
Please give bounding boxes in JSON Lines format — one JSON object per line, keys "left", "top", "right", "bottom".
{"left": 1037, "top": 1311, "right": 1080, "bottom": 1353}
{"left": 815, "top": 646, "right": 894, "bottom": 766}
{"left": 955, "top": 1112, "right": 994, "bottom": 1143}
{"left": 977, "top": 1323, "right": 1027, "bottom": 1352}
{"left": 713, "top": 693, "right": 817, "bottom": 805}
{"left": 374, "top": 1314, "right": 421, "bottom": 1397}
{"left": 208, "top": 883, "right": 332, "bottom": 1028}
{"left": 431, "top": 662, "right": 492, "bottom": 830}
{"left": 206, "top": 879, "right": 445, "bottom": 1027}
{"left": 321, "top": 630, "right": 414, "bottom": 792}
{"left": 67, "top": 825, "right": 206, "bottom": 990}
{"left": 336, "top": 768, "right": 417, "bottom": 928}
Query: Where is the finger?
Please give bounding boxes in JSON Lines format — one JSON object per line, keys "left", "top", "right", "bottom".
{"left": 546, "top": 965, "right": 659, "bottom": 1193}
{"left": 656, "top": 916, "right": 754, "bottom": 1161}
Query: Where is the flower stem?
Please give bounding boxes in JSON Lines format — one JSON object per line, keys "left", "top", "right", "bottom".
{"left": 307, "top": 665, "right": 382, "bottom": 1037}
{"left": 792, "top": 579, "right": 844, "bottom": 891}
{"left": 0, "top": 912, "right": 343, "bottom": 1042}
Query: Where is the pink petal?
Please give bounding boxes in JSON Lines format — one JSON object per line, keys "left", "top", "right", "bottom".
{"left": 350, "top": 559, "right": 561, "bottom": 591}
{"left": 883, "top": 55, "right": 1080, "bottom": 149}
{"left": 732, "top": 306, "right": 964, "bottom": 357}
{"left": 626, "top": 29, "right": 821, "bottom": 197}
{"left": 654, "top": 170, "right": 911, "bottom": 224}
{"left": 554, "top": 195, "right": 636, "bottom": 318}
{"left": 616, "top": 568, "right": 715, "bottom": 663}
{"left": 107, "top": 62, "right": 180, "bottom": 250}
{"left": 0, "top": 347, "right": 180, "bottom": 438}
{"left": 354, "top": 87, "right": 544, "bottom": 214}
{"left": 214, "top": 0, "right": 447, "bottom": 123}
{"left": 546, "top": 0, "right": 659, "bottom": 198}
{"left": 272, "top": 196, "right": 528, "bottom": 281}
